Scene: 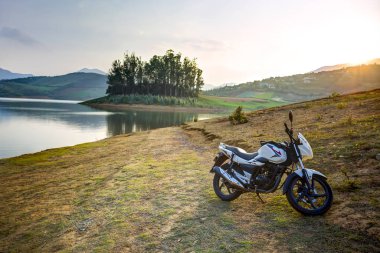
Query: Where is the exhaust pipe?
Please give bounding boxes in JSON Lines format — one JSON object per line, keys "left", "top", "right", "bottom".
{"left": 212, "top": 166, "right": 246, "bottom": 190}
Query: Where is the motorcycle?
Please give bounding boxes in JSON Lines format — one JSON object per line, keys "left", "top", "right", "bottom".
{"left": 210, "top": 111, "right": 333, "bottom": 215}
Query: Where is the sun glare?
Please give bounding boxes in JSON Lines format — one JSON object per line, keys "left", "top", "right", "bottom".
{"left": 348, "top": 57, "right": 370, "bottom": 66}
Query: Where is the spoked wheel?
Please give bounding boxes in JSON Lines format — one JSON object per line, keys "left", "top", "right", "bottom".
{"left": 213, "top": 165, "right": 242, "bottom": 201}
{"left": 286, "top": 175, "right": 333, "bottom": 215}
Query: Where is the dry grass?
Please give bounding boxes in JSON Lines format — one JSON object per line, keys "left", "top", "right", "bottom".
{"left": 0, "top": 89, "right": 379, "bottom": 252}
{"left": 184, "top": 89, "right": 380, "bottom": 250}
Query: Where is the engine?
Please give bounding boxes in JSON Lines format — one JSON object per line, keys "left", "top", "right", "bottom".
{"left": 251, "top": 165, "right": 279, "bottom": 189}
{"left": 255, "top": 174, "right": 271, "bottom": 186}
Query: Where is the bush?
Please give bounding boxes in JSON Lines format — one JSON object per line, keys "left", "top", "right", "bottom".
{"left": 92, "top": 94, "right": 201, "bottom": 106}
{"left": 336, "top": 102, "right": 347, "bottom": 109}
{"left": 229, "top": 106, "right": 248, "bottom": 125}
{"left": 329, "top": 92, "right": 340, "bottom": 98}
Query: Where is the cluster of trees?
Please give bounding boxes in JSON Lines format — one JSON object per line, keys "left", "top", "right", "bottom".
{"left": 106, "top": 50, "right": 204, "bottom": 97}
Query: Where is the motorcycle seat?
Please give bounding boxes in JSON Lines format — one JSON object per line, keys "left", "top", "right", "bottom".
{"left": 224, "top": 145, "right": 258, "bottom": 161}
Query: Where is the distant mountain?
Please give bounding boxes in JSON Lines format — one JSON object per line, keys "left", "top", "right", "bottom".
{"left": 310, "top": 58, "right": 380, "bottom": 73}
{"left": 0, "top": 72, "right": 107, "bottom": 100}
{"left": 0, "top": 68, "right": 33, "bottom": 80}
{"left": 311, "top": 64, "right": 350, "bottom": 73}
{"left": 204, "top": 64, "right": 380, "bottom": 102}
{"left": 77, "top": 68, "right": 107, "bottom": 75}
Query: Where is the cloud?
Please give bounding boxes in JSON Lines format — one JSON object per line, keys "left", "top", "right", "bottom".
{"left": 0, "top": 27, "right": 41, "bottom": 46}
{"left": 182, "top": 39, "right": 229, "bottom": 52}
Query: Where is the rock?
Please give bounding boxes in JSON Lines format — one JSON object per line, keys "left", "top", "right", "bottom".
{"left": 200, "top": 217, "right": 207, "bottom": 223}
{"left": 376, "top": 153, "right": 380, "bottom": 161}
{"left": 76, "top": 218, "right": 93, "bottom": 232}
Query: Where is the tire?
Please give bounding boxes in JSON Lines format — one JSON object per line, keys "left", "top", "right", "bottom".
{"left": 213, "top": 164, "right": 242, "bottom": 201}
{"left": 286, "top": 175, "right": 333, "bottom": 215}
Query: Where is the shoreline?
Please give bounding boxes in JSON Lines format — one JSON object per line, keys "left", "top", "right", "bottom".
{"left": 84, "top": 103, "right": 226, "bottom": 113}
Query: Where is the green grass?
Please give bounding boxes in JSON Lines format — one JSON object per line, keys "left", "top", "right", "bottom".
{"left": 236, "top": 91, "right": 274, "bottom": 98}
{"left": 83, "top": 93, "right": 288, "bottom": 111}
{"left": 196, "top": 95, "right": 286, "bottom": 111}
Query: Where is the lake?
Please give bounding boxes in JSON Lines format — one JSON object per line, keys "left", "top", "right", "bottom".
{"left": 0, "top": 98, "right": 219, "bottom": 159}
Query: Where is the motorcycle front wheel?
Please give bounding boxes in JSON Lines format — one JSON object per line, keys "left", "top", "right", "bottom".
{"left": 286, "top": 175, "right": 333, "bottom": 215}
{"left": 213, "top": 164, "right": 242, "bottom": 201}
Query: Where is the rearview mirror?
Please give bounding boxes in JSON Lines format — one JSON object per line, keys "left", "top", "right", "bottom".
{"left": 289, "top": 111, "right": 293, "bottom": 123}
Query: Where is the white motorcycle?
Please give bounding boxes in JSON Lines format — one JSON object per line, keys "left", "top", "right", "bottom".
{"left": 211, "top": 111, "right": 333, "bottom": 215}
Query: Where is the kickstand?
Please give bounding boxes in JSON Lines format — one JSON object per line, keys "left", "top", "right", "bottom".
{"left": 256, "top": 193, "right": 265, "bottom": 204}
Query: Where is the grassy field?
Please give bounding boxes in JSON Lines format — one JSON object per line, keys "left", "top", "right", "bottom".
{"left": 196, "top": 95, "right": 286, "bottom": 111}
{"left": 84, "top": 94, "right": 287, "bottom": 112}
{"left": 0, "top": 90, "right": 379, "bottom": 252}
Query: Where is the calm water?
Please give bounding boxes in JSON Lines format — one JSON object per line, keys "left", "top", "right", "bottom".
{"left": 0, "top": 98, "right": 218, "bottom": 159}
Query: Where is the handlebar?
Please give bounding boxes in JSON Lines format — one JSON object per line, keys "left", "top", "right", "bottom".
{"left": 284, "top": 122, "right": 289, "bottom": 132}
{"left": 284, "top": 122, "right": 295, "bottom": 142}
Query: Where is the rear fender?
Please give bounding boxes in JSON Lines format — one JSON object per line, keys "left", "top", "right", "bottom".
{"left": 282, "top": 168, "right": 327, "bottom": 194}
{"left": 210, "top": 152, "right": 229, "bottom": 172}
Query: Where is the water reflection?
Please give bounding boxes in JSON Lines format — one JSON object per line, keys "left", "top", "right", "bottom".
{"left": 106, "top": 111, "right": 196, "bottom": 135}
{"left": 0, "top": 98, "right": 219, "bottom": 158}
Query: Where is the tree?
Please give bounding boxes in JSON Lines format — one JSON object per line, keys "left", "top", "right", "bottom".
{"left": 106, "top": 50, "right": 204, "bottom": 98}
{"left": 106, "top": 60, "right": 124, "bottom": 95}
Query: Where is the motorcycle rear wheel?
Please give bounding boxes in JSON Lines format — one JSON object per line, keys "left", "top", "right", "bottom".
{"left": 213, "top": 164, "right": 242, "bottom": 201}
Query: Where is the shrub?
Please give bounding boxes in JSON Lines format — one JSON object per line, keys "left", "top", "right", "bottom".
{"left": 94, "top": 94, "right": 201, "bottom": 107}
{"left": 329, "top": 92, "right": 340, "bottom": 98}
{"left": 229, "top": 106, "right": 248, "bottom": 125}
{"left": 336, "top": 102, "right": 347, "bottom": 109}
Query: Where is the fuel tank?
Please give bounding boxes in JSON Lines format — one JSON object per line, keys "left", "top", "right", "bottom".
{"left": 258, "top": 144, "right": 287, "bottom": 164}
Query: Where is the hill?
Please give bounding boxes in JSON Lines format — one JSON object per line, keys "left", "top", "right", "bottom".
{"left": 311, "top": 63, "right": 350, "bottom": 73}
{"left": 77, "top": 68, "right": 107, "bottom": 75}
{"left": 0, "top": 72, "right": 107, "bottom": 100}
{"left": 0, "top": 89, "right": 379, "bottom": 252}
{"left": 310, "top": 58, "right": 380, "bottom": 73}
{"left": 0, "top": 68, "right": 33, "bottom": 80}
{"left": 204, "top": 64, "right": 380, "bottom": 102}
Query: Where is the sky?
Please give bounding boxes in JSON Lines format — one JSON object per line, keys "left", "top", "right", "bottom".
{"left": 0, "top": 0, "right": 379, "bottom": 85}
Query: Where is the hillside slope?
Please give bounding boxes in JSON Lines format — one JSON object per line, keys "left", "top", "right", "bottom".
{"left": 0, "top": 72, "right": 107, "bottom": 100}
{"left": 0, "top": 90, "right": 379, "bottom": 252}
{"left": 205, "top": 64, "right": 380, "bottom": 102}
{"left": 0, "top": 68, "right": 33, "bottom": 80}
{"left": 311, "top": 63, "right": 350, "bottom": 73}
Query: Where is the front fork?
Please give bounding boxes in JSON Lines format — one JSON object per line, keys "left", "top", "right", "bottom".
{"left": 296, "top": 159, "right": 313, "bottom": 191}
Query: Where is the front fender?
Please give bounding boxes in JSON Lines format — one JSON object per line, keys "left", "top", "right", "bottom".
{"left": 282, "top": 168, "right": 327, "bottom": 194}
